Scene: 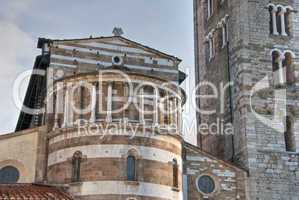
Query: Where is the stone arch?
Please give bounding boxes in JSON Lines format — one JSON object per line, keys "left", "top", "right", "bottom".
{"left": 71, "top": 151, "right": 83, "bottom": 182}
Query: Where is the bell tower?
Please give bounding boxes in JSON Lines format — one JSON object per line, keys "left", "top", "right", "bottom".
{"left": 194, "top": 0, "right": 299, "bottom": 199}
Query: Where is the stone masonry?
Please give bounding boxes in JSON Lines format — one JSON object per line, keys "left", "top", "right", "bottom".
{"left": 194, "top": 0, "right": 299, "bottom": 199}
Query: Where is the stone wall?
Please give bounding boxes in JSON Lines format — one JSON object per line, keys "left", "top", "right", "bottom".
{"left": 183, "top": 143, "right": 247, "bottom": 200}
{"left": 0, "top": 128, "right": 41, "bottom": 183}
{"left": 194, "top": 0, "right": 299, "bottom": 199}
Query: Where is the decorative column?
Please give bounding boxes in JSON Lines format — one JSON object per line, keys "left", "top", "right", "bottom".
{"left": 177, "top": 98, "right": 182, "bottom": 133}
{"left": 90, "top": 84, "right": 97, "bottom": 123}
{"left": 278, "top": 54, "right": 285, "bottom": 84}
{"left": 139, "top": 88, "right": 145, "bottom": 124}
{"left": 98, "top": 81, "right": 103, "bottom": 120}
{"left": 159, "top": 97, "right": 165, "bottom": 126}
{"left": 62, "top": 85, "right": 69, "bottom": 128}
{"left": 169, "top": 98, "right": 174, "bottom": 126}
{"left": 225, "top": 20, "right": 229, "bottom": 42}
{"left": 207, "top": 0, "right": 212, "bottom": 17}
{"left": 106, "top": 82, "right": 112, "bottom": 122}
{"left": 153, "top": 88, "right": 159, "bottom": 126}
{"left": 69, "top": 83, "right": 74, "bottom": 126}
{"left": 222, "top": 24, "right": 226, "bottom": 47}
{"left": 280, "top": 8, "right": 288, "bottom": 36}
{"left": 208, "top": 37, "right": 213, "bottom": 59}
{"left": 271, "top": 7, "right": 279, "bottom": 35}
{"left": 166, "top": 92, "right": 171, "bottom": 125}
{"left": 54, "top": 82, "right": 63, "bottom": 129}
{"left": 173, "top": 98, "right": 178, "bottom": 130}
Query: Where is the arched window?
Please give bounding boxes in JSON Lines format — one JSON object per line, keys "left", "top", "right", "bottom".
{"left": 172, "top": 159, "right": 179, "bottom": 188}
{"left": 72, "top": 151, "right": 82, "bottom": 182}
{"left": 272, "top": 51, "right": 282, "bottom": 85}
{"left": 283, "top": 52, "right": 295, "bottom": 85}
{"left": 272, "top": 51, "right": 280, "bottom": 71}
{"left": 0, "top": 166, "right": 20, "bottom": 183}
{"left": 285, "top": 9, "right": 291, "bottom": 35}
{"left": 127, "top": 155, "right": 136, "bottom": 181}
{"left": 269, "top": 4, "right": 292, "bottom": 36}
{"left": 284, "top": 116, "right": 296, "bottom": 152}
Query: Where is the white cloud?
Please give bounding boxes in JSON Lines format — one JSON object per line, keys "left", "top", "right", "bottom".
{"left": 0, "top": 20, "right": 36, "bottom": 134}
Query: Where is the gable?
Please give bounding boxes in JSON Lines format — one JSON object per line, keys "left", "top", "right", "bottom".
{"left": 183, "top": 142, "right": 247, "bottom": 199}
{"left": 51, "top": 36, "right": 180, "bottom": 68}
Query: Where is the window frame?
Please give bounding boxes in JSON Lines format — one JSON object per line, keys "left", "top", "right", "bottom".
{"left": 127, "top": 155, "right": 137, "bottom": 181}
{"left": 196, "top": 174, "right": 217, "bottom": 195}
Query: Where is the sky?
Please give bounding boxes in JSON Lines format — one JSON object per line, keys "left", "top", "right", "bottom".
{"left": 0, "top": 0, "right": 196, "bottom": 144}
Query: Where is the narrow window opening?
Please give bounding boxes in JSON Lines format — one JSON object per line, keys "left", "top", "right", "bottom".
{"left": 173, "top": 159, "right": 179, "bottom": 188}
{"left": 284, "top": 116, "right": 296, "bottom": 152}
{"left": 72, "top": 151, "right": 82, "bottom": 182}
{"left": 283, "top": 53, "right": 295, "bottom": 85}
{"left": 285, "top": 9, "right": 291, "bottom": 35}
{"left": 272, "top": 51, "right": 282, "bottom": 86}
{"left": 276, "top": 8, "right": 282, "bottom": 34}
{"left": 127, "top": 155, "right": 136, "bottom": 181}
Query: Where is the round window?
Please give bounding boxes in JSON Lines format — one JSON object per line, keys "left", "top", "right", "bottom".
{"left": 0, "top": 166, "right": 20, "bottom": 183}
{"left": 197, "top": 175, "right": 216, "bottom": 194}
{"left": 113, "top": 56, "right": 121, "bottom": 64}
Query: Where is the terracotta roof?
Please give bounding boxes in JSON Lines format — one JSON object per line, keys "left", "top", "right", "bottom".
{"left": 0, "top": 184, "right": 73, "bottom": 200}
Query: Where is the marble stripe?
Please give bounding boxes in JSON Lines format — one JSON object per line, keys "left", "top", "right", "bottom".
{"left": 69, "top": 181, "right": 183, "bottom": 200}
{"left": 48, "top": 144, "right": 182, "bottom": 170}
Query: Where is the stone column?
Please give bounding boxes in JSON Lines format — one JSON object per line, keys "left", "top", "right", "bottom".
{"left": 54, "top": 82, "right": 63, "bottom": 129}
{"left": 209, "top": 38, "right": 213, "bottom": 59}
{"left": 69, "top": 83, "right": 74, "bottom": 126}
{"left": 153, "top": 88, "right": 159, "bottom": 126}
{"left": 207, "top": 0, "right": 212, "bottom": 17}
{"left": 222, "top": 25, "right": 226, "bottom": 48}
{"left": 159, "top": 97, "right": 165, "bottom": 126}
{"left": 106, "top": 82, "right": 112, "bottom": 122}
{"left": 271, "top": 7, "right": 279, "bottom": 35}
{"left": 90, "top": 84, "right": 97, "bottom": 123}
{"left": 169, "top": 98, "right": 174, "bottom": 126}
{"left": 139, "top": 88, "right": 145, "bottom": 124}
{"left": 280, "top": 8, "right": 288, "bottom": 36}
{"left": 173, "top": 98, "right": 178, "bottom": 130}
{"left": 62, "top": 85, "right": 69, "bottom": 128}
{"left": 177, "top": 98, "right": 182, "bottom": 133}
{"left": 278, "top": 54, "right": 285, "bottom": 84}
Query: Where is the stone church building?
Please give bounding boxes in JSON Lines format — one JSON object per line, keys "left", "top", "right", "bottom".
{"left": 0, "top": 34, "right": 247, "bottom": 199}
{"left": 0, "top": 0, "right": 298, "bottom": 199}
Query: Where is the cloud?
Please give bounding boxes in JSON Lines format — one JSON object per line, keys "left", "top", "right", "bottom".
{"left": 0, "top": 0, "right": 35, "bottom": 21}
{"left": 0, "top": 20, "right": 36, "bottom": 133}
